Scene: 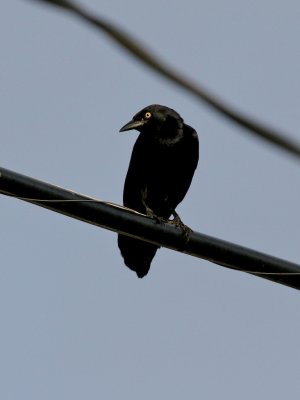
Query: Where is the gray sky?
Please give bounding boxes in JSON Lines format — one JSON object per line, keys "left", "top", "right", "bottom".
{"left": 1, "top": 0, "right": 300, "bottom": 398}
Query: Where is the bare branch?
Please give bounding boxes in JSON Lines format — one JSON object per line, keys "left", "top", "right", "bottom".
{"left": 27, "top": 0, "right": 300, "bottom": 159}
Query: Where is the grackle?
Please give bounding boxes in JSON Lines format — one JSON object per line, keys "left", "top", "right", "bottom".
{"left": 118, "top": 104, "right": 199, "bottom": 278}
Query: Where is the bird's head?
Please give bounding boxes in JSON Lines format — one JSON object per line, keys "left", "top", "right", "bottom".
{"left": 119, "top": 104, "right": 184, "bottom": 143}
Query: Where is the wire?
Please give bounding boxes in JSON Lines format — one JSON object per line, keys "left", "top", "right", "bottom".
{"left": 3, "top": 194, "right": 300, "bottom": 275}
{"left": 1, "top": 167, "right": 300, "bottom": 288}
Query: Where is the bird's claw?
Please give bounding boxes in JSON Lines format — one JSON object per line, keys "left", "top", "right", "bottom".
{"left": 142, "top": 189, "right": 164, "bottom": 223}
{"left": 146, "top": 207, "right": 166, "bottom": 224}
{"left": 169, "top": 214, "right": 192, "bottom": 243}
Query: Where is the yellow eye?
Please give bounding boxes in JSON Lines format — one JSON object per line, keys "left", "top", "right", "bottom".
{"left": 144, "top": 111, "right": 152, "bottom": 119}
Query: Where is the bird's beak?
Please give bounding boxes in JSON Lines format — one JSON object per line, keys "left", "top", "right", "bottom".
{"left": 119, "top": 119, "right": 144, "bottom": 132}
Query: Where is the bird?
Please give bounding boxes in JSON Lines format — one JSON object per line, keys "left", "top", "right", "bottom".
{"left": 118, "top": 104, "right": 199, "bottom": 278}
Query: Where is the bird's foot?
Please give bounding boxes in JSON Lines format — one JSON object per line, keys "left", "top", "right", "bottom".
{"left": 141, "top": 190, "right": 166, "bottom": 224}
{"left": 169, "top": 211, "right": 192, "bottom": 242}
{"left": 146, "top": 207, "right": 166, "bottom": 224}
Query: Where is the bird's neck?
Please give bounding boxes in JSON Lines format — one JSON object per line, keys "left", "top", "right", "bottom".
{"left": 155, "top": 129, "right": 183, "bottom": 145}
{"left": 155, "top": 119, "right": 184, "bottom": 145}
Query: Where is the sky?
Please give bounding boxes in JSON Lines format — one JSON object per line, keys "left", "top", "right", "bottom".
{"left": 1, "top": 0, "right": 300, "bottom": 398}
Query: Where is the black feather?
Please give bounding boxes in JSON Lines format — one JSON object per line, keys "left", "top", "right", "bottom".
{"left": 118, "top": 104, "right": 199, "bottom": 277}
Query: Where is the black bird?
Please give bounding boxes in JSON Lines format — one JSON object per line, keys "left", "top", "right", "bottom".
{"left": 118, "top": 104, "right": 199, "bottom": 278}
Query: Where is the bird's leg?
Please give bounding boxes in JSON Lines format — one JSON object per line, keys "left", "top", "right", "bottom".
{"left": 141, "top": 188, "right": 165, "bottom": 223}
{"left": 169, "top": 210, "right": 192, "bottom": 241}
{"left": 141, "top": 188, "right": 153, "bottom": 217}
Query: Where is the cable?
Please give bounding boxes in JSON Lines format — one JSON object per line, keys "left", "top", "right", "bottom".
{"left": 1, "top": 166, "right": 300, "bottom": 290}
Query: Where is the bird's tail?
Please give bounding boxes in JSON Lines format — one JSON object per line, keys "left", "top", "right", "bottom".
{"left": 118, "top": 234, "right": 159, "bottom": 278}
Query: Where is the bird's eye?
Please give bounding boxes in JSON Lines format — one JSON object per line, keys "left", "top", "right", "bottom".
{"left": 144, "top": 112, "right": 152, "bottom": 119}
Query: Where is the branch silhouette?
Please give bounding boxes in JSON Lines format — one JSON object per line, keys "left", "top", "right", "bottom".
{"left": 28, "top": 0, "right": 300, "bottom": 159}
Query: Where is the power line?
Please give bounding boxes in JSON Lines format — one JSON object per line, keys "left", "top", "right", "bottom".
{"left": 1, "top": 166, "right": 300, "bottom": 290}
